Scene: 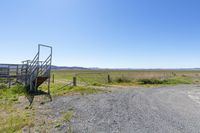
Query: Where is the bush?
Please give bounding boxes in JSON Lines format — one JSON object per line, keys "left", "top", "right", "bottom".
{"left": 10, "top": 84, "right": 26, "bottom": 94}
{"left": 115, "top": 77, "right": 131, "bottom": 83}
{"left": 0, "top": 84, "right": 26, "bottom": 100}
{"left": 0, "top": 84, "right": 7, "bottom": 89}
{"left": 138, "top": 78, "right": 192, "bottom": 85}
{"left": 92, "top": 83, "right": 103, "bottom": 86}
{"left": 138, "top": 79, "right": 165, "bottom": 84}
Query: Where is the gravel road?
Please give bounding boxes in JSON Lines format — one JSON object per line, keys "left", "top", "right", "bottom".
{"left": 35, "top": 85, "right": 200, "bottom": 133}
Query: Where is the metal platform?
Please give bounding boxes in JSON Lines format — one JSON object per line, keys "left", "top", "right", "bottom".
{"left": 0, "top": 44, "right": 53, "bottom": 104}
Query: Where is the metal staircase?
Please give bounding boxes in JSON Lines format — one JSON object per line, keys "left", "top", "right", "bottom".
{"left": 22, "top": 44, "right": 52, "bottom": 104}
{"left": 0, "top": 44, "right": 53, "bottom": 104}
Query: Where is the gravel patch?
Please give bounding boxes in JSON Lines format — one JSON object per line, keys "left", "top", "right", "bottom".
{"left": 33, "top": 85, "right": 200, "bottom": 133}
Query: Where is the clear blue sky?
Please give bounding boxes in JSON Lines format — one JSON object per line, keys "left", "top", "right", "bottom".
{"left": 0, "top": 0, "right": 200, "bottom": 68}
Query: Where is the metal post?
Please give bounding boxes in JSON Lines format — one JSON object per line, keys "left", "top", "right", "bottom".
{"left": 38, "top": 44, "right": 53, "bottom": 100}
{"left": 7, "top": 65, "right": 10, "bottom": 84}
{"left": 16, "top": 65, "right": 18, "bottom": 82}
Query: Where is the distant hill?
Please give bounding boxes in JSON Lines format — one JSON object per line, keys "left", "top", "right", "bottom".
{"left": 51, "top": 66, "right": 90, "bottom": 70}
{"left": 1, "top": 64, "right": 200, "bottom": 70}
{"left": 51, "top": 66, "right": 200, "bottom": 70}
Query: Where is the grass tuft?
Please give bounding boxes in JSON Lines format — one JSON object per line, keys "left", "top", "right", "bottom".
{"left": 0, "top": 84, "right": 33, "bottom": 133}
{"left": 0, "top": 113, "right": 34, "bottom": 133}
{"left": 63, "top": 111, "right": 74, "bottom": 122}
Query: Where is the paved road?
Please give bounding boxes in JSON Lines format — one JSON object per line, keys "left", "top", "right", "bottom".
{"left": 37, "top": 85, "right": 200, "bottom": 133}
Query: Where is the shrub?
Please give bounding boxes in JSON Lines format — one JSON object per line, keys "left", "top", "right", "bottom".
{"left": 138, "top": 79, "right": 165, "bottom": 84}
{"left": 92, "top": 83, "right": 102, "bottom": 86}
{"left": 10, "top": 84, "right": 26, "bottom": 94}
{"left": 138, "top": 78, "right": 192, "bottom": 85}
{"left": 0, "top": 84, "right": 7, "bottom": 89}
{"left": 115, "top": 77, "right": 131, "bottom": 83}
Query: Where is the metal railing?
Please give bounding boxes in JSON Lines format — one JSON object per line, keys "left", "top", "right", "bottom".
{"left": 24, "top": 44, "right": 52, "bottom": 92}
{"left": 27, "top": 52, "right": 39, "bottom": 75}
{"left": 39, "top": 54, "right": 52, "bottom": 77}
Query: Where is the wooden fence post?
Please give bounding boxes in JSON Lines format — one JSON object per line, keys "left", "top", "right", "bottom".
{"left": 108, "top": 74, "right": 111, "bottom": 83}
{"left": 52, "top": 74, "right": 55, "bottom": 84}
{"left": 73, "top": 76, "right": 77, "bottom": 86}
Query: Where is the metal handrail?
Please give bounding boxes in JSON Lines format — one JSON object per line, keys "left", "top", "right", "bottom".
{"left": 39, "top": 65, "right": 50, "bottom": 76}
{"left": 42, "top": 55, "right": 51, "bottom": 65}
{"left": 40, "top": 65, "right": 51, "bottom": 76}
{"left": 28, "top": 54, "right": 39, "bottom": 73}
{"left": 40, "top": 60, "right": 51, "bottom": 71}
{"left": 40, "top": 55, "right": 51, "bottom": 69}
{"left": 29, "top": 52, "right": 39, "bottom": 66}
{"left": 39, "top": 54, "right": 52, "bottom": 76}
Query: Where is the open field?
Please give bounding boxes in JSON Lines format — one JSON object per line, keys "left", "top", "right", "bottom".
{"left": 1, "top": 69, "right": 200, "bottom": 132}
{"left": 52, "top": 69, "right": 200, "bottom": 86}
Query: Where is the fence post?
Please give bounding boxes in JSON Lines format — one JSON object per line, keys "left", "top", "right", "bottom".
{"left": 73, "top": 76, "right": 77, "bottom": 86}
{"left": 52, "top": 74, "right": 55, "bottom": 84}
{"left": 108, "top": 74, "right": 111, "bottom": 83}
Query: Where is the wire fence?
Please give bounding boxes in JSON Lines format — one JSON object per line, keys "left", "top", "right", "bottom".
{"left": 51, "top": 70, "right": 200, "bottom": 87}
{"left": 75, "top": 72, "right": 110, "bottom": 86}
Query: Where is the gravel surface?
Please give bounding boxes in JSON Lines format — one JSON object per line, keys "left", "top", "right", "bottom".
{"left": 35, "top": 85, "right": 200, "bottom": 133}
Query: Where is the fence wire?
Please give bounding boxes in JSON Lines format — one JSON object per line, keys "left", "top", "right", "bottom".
{"left": 75, "top": 72, "right": 109, "bottom": 86}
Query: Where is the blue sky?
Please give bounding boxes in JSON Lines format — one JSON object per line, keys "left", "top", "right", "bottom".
{"left": 0, "top": 0, "right": 200, "bottom": 68}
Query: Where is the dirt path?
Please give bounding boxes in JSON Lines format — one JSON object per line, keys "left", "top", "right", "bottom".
{"left": 32, "top": 85, "right": 200, "bottom": 133}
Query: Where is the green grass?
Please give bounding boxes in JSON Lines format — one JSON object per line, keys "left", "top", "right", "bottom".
{"left": 0, "top": 83, "right": 7, "bottom": 89}
{"left": 63, "top": 111, "right": 74, "bottom": 122}
{"left": 62, "top": 110, "right": 74, "bottom": 133}
{"left": 52, "top": 69, "right": 200, "bottom": 86}
{"left": 40, "top": 83, "right": 105, "bottom": 96}
{"left": 0, "top": 84, "right": 26, "bottom": 104}
{"left": 0, "top": 85, "right": 34, "bottom": 133}
{"left": 0, "top": 112, "right": 34, "bottom": 133}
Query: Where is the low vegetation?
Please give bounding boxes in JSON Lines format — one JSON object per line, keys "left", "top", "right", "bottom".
{"left": 40, "top": 83, "right": 106, "bottom": 96}
{"left": 0, "top": 83, "right": 7, "bottom": 89}
{"left": 115, "top": 77, "right": 131, "bottom": 83}
{"left": 62, "top": 110, "right": 74, "bottom": 133}
{"left": 0, "top": 84, "right": 34, "bottom": 133}
{"left": 63, "top": 111, "right": 74, "bottom": 122}
{"left": 0, "top": 84, "right": 26, "bottom": 104}
{"left": 138, "top": 78, "right": 192, "bottom": 85}
{"left": 52, "top": 70, "right": 200, "bottom": 86}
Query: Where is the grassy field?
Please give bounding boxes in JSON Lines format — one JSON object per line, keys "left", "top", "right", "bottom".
{"left": 1, "top": 69, "right": 200, "bottom": 132}
{"left": 52, "top": 69, "right": 200, "bottom": 86}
